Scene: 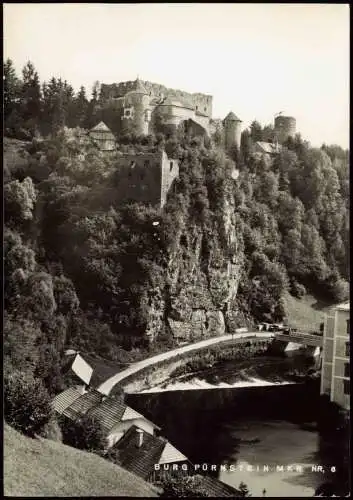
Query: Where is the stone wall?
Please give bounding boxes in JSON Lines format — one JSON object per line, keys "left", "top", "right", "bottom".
{"left": 114, "top": 150, "right": 179, "bottom": 208}
{"left": 161, "top": 151, "right": 179, "bottom": 208}
{"left": 100, "top": 80, "right": 213, "bottom": 118}
{"left": 114, "top": 152, "right": 163, "bottom": 206}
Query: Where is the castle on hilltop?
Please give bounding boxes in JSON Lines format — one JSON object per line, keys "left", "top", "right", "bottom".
{"left": 86, "top": 79, "right": 296, "bottom": 209}
{"left": 98, "top": 77, "right": 243, "bottom": 151}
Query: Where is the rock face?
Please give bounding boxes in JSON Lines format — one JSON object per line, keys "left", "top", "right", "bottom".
{"left": 145, "top": 188, "right": 244, "bottom": 342}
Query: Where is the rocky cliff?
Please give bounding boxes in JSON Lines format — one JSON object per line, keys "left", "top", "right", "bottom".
{"left": 143, "top": 149, "right": 246, "bottom": 342}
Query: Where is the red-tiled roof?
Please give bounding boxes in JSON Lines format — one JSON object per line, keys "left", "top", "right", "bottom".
{"left": 114, "top": 425, "right": 167, "bottom": 480}
{"left": 62, "top": 390, "right": 103, "bottom": 420}
{"left": 51, "top": 388, "right": 82, "bottom": 415}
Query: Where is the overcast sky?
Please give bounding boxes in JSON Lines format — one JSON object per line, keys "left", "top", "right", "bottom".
{"left": 4, "top": 3, "right": 349, "bottom": 148}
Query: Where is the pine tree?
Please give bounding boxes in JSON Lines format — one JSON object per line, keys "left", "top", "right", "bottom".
{"left": 20, "top": 61, "right": 42, "bottom": 137}
{"left": 85, "top": 81, "right": 100, "bottom": 129}
{"left": 4, "top": 59, "right": 22, "bottom": 137}
{"left": 4, "top": 59, "right": 20, "bottom": 120}
{"left": 74, "top": 86, "right": 89, "bottom": 128}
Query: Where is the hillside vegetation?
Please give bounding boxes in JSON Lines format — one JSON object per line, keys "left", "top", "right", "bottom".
{"left": 4, "top": 424, "right": 158, "bottom": 497}
{"left": 283, "top": 292, "right": 331, "bottom": 331}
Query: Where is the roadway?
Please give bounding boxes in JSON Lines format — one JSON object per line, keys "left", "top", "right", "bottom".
{"left": 275, "top": 331, "right": 323, "bottom": 347}
{"left": 97, "top": 331, "right": 275, "bottom": 395}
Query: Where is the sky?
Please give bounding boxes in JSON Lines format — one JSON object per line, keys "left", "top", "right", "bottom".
{"left": 3, "top": 3, "right": 350, "bottom": 148}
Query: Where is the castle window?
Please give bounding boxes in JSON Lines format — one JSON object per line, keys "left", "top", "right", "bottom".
{"left": 125, "top": 110, "right": 131, "bottom": 117}
{"left": 144, "top": 160, "right": 150, "bottom": 168}
{"left": 344, "top": 379, "right": 350, "bottom": 395}
{"left": 196, "top": 106, "right": 198, "bottom": 111}
{"left": 204, "top": 107, "right": 207, "bottom": 112}
{"left": 170, "top": 161, "right": 173, "bottom": 171}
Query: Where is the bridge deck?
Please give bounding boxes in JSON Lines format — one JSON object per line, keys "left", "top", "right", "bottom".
{"left": 275, "top": 332, "right": 322, "bottom": 347}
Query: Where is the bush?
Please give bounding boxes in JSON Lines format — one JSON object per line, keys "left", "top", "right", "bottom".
{"left": 60, "top": 413, "right": 107, "bottom": 452}
{"left": 159, "top": 474, "right": 210, "bottom": 497}
{"left": 4, "top": 370, "right": 53, "bottom": 437}
{"left": 39, "top": 416, "right": 63, "bottom": 442}
{"left": 290, "top": 280, "right": 307, "bottom": 298}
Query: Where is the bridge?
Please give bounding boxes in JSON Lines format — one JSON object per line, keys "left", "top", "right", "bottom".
{"left": 274, "top": 331, "right": 323, "bottom": 348}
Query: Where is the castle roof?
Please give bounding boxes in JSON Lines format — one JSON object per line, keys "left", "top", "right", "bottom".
{"left": 159, "top": 96, "right": 194, "bottom": 110}
{"left": 224, "top": 111, "right": 242, "bottom": 122}
{"left": 90, "top": 121, "right": 113, "bottom": 133}
{"left": 129, "top": 77, "right": 148, "bottom": 95}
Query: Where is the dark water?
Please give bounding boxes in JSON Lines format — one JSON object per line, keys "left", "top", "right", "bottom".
{"left": 126, "top": 356, "right": 349, "bottom": 497}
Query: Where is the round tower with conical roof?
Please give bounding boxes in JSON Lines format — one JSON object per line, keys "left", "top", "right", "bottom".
{"left": 223, "top": 112, "right": 242, "bottom": 152}
{"left": 121, "top": 78, "right": 151, "bottom": 136}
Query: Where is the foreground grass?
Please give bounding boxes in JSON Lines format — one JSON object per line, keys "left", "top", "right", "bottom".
{"left": 284, "top": 292, "right": 331, "bottom": 331}
{"left": 4, "top": 424, "right": 159, "bottom": 497}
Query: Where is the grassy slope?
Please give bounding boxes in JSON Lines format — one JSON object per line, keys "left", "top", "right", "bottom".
{"left": 4, "top": 424, "right": 158, "bottom": 497}
{"left": 283, "top": 292, "right": 331, "bottom": 331}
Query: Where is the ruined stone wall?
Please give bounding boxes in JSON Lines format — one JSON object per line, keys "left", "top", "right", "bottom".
{"left": 114, "top": 150, "right": 179, "bottom": 208}
{"left": 114, "top": 152, "right": 163, "bottom": 206}
{"left": 160, "top": 151, "right": 179, "bottom": 208}
{"left": 101, "top": 80, "right": 213, "bottom": 118}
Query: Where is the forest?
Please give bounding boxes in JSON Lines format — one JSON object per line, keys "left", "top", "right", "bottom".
{"left": 4, "top": 59, "right": 349, "bottom": 438}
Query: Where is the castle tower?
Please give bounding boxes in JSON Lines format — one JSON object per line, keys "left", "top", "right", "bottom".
{"left": 274, "top": 114, "right": 296, "bottom": 144}
{"left": 121, "top": 78, "right": 151, "bottom": 136}
{"left": 223, "top": 112, "right": 242, "bottom": 152}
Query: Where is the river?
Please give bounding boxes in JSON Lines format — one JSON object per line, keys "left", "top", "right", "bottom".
{"left": 126, "top": 354, "right": 349, "bottom": 497}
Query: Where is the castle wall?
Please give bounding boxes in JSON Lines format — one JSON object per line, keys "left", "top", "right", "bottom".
{"left": 224, "top": 121, "right": 242, "bottom": 151}
{"left": 160, "top": 151, "right": 179, "bottom": 208}
{"left": 114, "top": 151, "right": 179, "bottom": 208}
{"left": 115, "top": 152, "right": 163, "bottom": 206}
{"left": 101, "top": 81, "right": 213, "bottom": 118}
{"left": 274, "top": 116, "right": 296, "bottom": 143}
{"left": 121, "top": 93, "right": 150, "bottom": 136}
{"left": 193, "top": 113, "right": 210, "bottom": 132}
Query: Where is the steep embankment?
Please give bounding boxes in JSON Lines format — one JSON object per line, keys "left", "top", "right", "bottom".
{"left": 283, "top": 292, "right": 330, "bottom": 330}
{"left": 145, "top": 149, "right": 246, "bottom": 341}
{"left": 4, "top": 424, "right": 158, "bottom": 497}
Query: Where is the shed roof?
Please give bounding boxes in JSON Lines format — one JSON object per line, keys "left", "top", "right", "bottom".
{"left": 51, "top": 387, "right": 83, "bottom": 415}
{"left": 114, "top": 425, "right": 167, "bottom": 480}
{"left": 224, "top": 111, "right": 242, "bottom": 122}
{"left": 87, "top": 397, "right": 126, "bottom": 433}
{"left": 195, "top": 475, "right": 239, "bottom": 497}
{"left": 87, "top": 396, "right": 160, "bottom": 434}
{"left": 62, "top": 389, "right": 103, "bottom": 420}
